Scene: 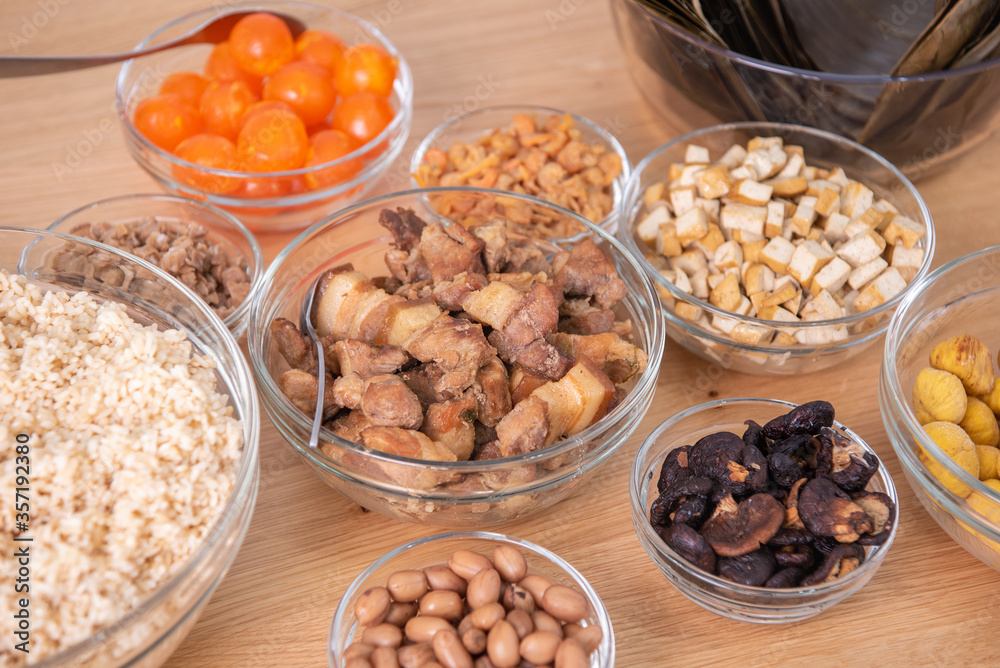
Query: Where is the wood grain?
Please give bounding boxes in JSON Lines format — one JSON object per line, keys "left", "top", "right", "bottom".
{"left": 2, "top": 0, "right": 999, "bottom": 666}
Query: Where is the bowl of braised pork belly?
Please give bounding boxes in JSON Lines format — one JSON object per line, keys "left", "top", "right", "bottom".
{"left": 248, "top": 187, "right": 664, "bottom": 526}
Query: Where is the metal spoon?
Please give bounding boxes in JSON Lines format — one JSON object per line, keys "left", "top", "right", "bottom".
{"left": 301, "top": 277, "right": 326, "bottom": 450}
{"left": 0, "top": 10, "right": 307, "bottom": 78}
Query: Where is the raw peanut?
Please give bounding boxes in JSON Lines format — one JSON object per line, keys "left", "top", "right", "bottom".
{"left": 433, "top": 629, "right": 474, "bottom": 668}
{"left": 492, "top": 545, "right": 528, "bottom": 583}
{"left": 473, "top": 656, "right": 497, "bottom": 668}
{"left": 362, "top": 623, "right": 404, "bottom": 648}
{"left": 355, "top": 587, "right": 391, "bottom": 626}
{"left": 457, "top": 613, "right": 476, "bottom": 636}
{"left": 425, "top": 565, "right": 469, "bottom": 595}
{"left": 388, "top": 570, "right": 429, "bottom": 603}
{"left": 505, "top": 609, "right": 533, "bottom": 639}
{"left": 461, "top": 627, "right": 487, "bottom": 655}
{"left": 344, "top": 642, "right": 377, "bottom": 661}
{"left": 562, "top": 623, "right": 582, "bottom": 637}
{"left": 469, "top": 602, "right": 506, "bottom": 630}
{"left": 517, "top": 574, "right": 552, "bottom": 604}
{"left": 554, "top": 638, "right": 589, "bottom": 668}
{"left": 397, "top": 642, "right": 435, "bottom": 668}
{"left": 405, "top": 616, "right": 454, "bottom": 644}
{"left": 384, "top": 601, "right": 418, "bottom": 627}
{"left": 449, "top": 549, "right": 493, "bottom": 580}
{"left": 371, "top": 646, "right": 401, "bottom": 668}
{"left": 467, "top": 568, "right": 502, "bottom": 609}
{"left": 346, "top": 658, "right": 374, "bottom": 668}
{"left": 531, "top": 610, "right": 564, "bottom": 638}
{"left": 541, "top": 585, "right": 589, "bottom": 623}
{"left": 486, "top": 620, "right": 520, "bottom": 668}
{"left": 519, "top": 631, "right": 562, "bottom": 665}
{"left": 566, "top": 624, "right": 603, "bottom": 654}
{"left": 420, "top": 590, "right": 465, "bottom": 622}
{"left": 502, "top": 583, "right": 535, "bottom": 614}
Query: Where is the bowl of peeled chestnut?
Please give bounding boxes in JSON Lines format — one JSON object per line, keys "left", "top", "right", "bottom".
{"left": 630, "top": 397, "right": 898, "bottom": 623}
{"left": 249, "top": 187, "right": 664, "bottom": 526}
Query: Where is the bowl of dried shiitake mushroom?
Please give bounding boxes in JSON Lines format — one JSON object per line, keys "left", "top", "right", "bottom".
{"left": 630, "top": 397, "right": 898, "bottom": 623}
{"left": 619, "top": 121, "right": 935, "bottom": 375}
{"left": 248, "top": 187, "right": 664, "bottom": 526}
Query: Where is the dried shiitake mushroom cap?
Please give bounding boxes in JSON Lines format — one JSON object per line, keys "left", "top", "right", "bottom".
{"left": 852, "top": 491, "right": 897, "bottom": 546}
{"left": 742, "top": 443, "right": 769, "bottom": 493}
{"left": 765, "top": 566, "right": 806, "bottom": 589}
{"left": 742, "top": 419, "right": 768, "bottom": 454}
{"left": 700, "top": 493, "right": 784, "bottom": 557}
{"left": 763, "top": 401, "right": 835, "bottom": 440}
{"left": 717, "top": 549, "right": 777, "bottom": 587}
{"left": 774, "top": 545, "right": 815, "bottom": 569}
{"left": 767, "top": 527, "right": 814, "bottom": 547}
{"left": 662, "top": 523, "right": 716, "bottom": 573}
{"left": 672, "top": 495, "right": 710, "bottom": 529}
{"left": 817, "top": 427, "right": 880, "bottom": 492}
{"left": 656, "top": 445, "right": 691, "bottom": 495}
{"left": 690, "top": 432, "right": 745, "bottom": 480}
{"left": 798, "top": 477, "right": 873, "bottom": 543}
{"left": 801, "top": 543, "right": 865, "bottom": 586}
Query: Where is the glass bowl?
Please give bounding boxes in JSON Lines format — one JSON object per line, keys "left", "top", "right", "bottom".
{"left": 328, "top": 531, "right": 614, "bottom": 667}
{"left": 410, "top": 105, "right": 631, "bottom": 239}
{"left": 115, "top": 0, "right": 413, "bottom": 233}
{"left": 2, "top": 227, "right": 259, "bottom": 667}
{"left": 248, "top": 187, "right": 664, "bottom": 526}
{"left": 48, "top": 193, "right": 263, "bottom": 339}
{"left": 881, "top": 246, "right": 1000, "bottom": 571}
{"left": 611, "top": 0, "right": 1000, "bottom": 178}
{"left": 619, "top": 121, "right": 935, "bottom": 375}
{"left": 630, "top": 397, "right": 899, "bottom": 623}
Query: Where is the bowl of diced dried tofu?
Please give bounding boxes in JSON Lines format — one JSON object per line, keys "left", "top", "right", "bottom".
{"left": 619, "top": 122, "right": 935, "bottom": 375}
{"left": 248, "top": 187, "right": 664, "bottom": 526}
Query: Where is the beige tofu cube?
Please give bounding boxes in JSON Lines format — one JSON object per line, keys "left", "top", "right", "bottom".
{"left": 670, "top": 185, "right": 697, "bottom": 217}
{"left": 836, "top": 230, "right": 887, "bottom": 268}
{"left": 643, "top": 182, "right": 667, "bottom": 207}
{"left": 762, "top": 281, "right": 798, "bottom": 308}
{"left": 842, "top": 218, "right": 872, "bottom": 240}
{"left": 765, "top": 201, "right": 785, "bottom": 238}
{"left": 695, "top": 197, "right": 721, "bottom": 222}
{"left": 731, "top": 321, "right": 773, "bottom": 346}
{"left": 790, "top": 196, "right": 818, "bottom": 237}
{"left": 742, "top": 239, "right": 767, "bottom": 264}
{"left": 675, "top": 207, "right": 710, "bottom": 246}
{"left": 803, "top": 165, "right": 820, "bottom": 180}
{"left": 782, "top": 289, "right": 803, "bottom": 315}
{"left": 672, "top": 249, "right": 708, "bottom": 276}
{"left": 800, "top": 290, "right": 845, "bottom": 321}
{"left": 730, "top": 165, "right": 757, "bottom": 181}
{"left": 822, "top": 212, "right": 851, "bottom": 244}
{"left": 814, "top": 188, "right": 841, "bottom": 218}
{"left": 854, "top": 267, "right": 907, "bottom": 312}
{"left": 690, "top": 268, "right": 709, "bottom": 299}
{"left": 888, "top": 244, "right": 924, "bottom": 270}
{"left": 693, "top": 223, "right": 725, "bottom": 255}
{"left": 636, "top": 205, "right": 670, "bottom": 246}
{"left": 796, "top": 325, "right": 849, "bottom": 346}
{"left": 874, "top": 199, "right": 899, "bottom": 215}
{"left": 840, "top": 181, "right": 875, "bottom": 219}
{"left": 807, "top": 179, "right": 842, "bottom": 196}
{"left": 773, "top": 331, "right": 800, "bottom": 346}
{"left": 757, "top": 304, "right": 800, "bottom": 323}
{"left": 806, "top": 228, "right": 824, "bottom": 242}
{"left": 788, "top": 240, "right": 835, "bottom": 286}
{"left": 685, "top": 144, "right": 711, "bottom": 164}
{"left": 673, "top": 164, "right": 706, "bottom": 187}
{"left": 744, "top": 263, "right": 776, "bottom": 295}
{"left": 848, "top": 257, "right": 888, "bottom": 291}
{"left": 731, "top": 228, "right": 765, "bottom": 244}
{"left": 707, "top": 272, "right": 726, "bottom": 291}
{"left": 712, "top": 296, "right": 752, "bottom": 334}
{"left": 750, "top": 290, "right": 767, "bottom": 313}
{"left": 671, "top": 267, "right": 692, "bottom": 293}
{"left": 760, "top": 236, "right": 796, "bottom": 274}
{"left": 709, "top": 272, "right": 742, "bottom": 311}
{"left": 668, "top": 163, "right": 684, "bottom": 182}
{"left": 714, "top": 240, "right": 744, "bottom": 270}
{"left": 744, "top": 146, "right": 788, "bottom": 180}
{"left": 827, "top": 167, "right": 850, "bottom": 188}
{"left": 729, "top": 179, "right": 774, "bottom": 206}
{"left": 777, "top": 151, "right": 805, "bottom": 178}
{"left": 656, "top": 222, "right": 682, "bottom": 257}
{"left": 720, "top": 143, "right": 748, "bottom": 170}
{"left": 882, "top": 214, "right": 926, "bottom": 249}
{"left": 675, "top": 300, "right": 703, "bottom": 321}
{"left": 765, "top": 175, "right": 808, "bottom": 198}
{"left": 856, "top": 207, "right": 885, "bottom": 230}
{"left": 720, "top": 202, "right": 768, "bottom": 236}
{"left": 810, "top": 256, "right": 852, "bottom": 295}
{"left": 748, "top": 136, "right": 783, "bottom": 151}
{"left": 897, "top": 266, "right": 919, "bottom": 282}
{"left": 694, "top": 164, "right": 733, "bottom": 199}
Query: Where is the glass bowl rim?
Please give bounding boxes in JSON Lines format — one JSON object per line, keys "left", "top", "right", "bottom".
{"left": 629, "top": 396, "right": 899, "bottom": 598}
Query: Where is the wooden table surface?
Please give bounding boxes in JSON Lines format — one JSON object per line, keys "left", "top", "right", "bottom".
{"left": 3, "top": 1, "right": 1000, "bottom": 666}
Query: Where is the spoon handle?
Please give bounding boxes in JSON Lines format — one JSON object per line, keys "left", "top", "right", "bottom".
{"left": 0, "top": 52, "right": 160, "bottom": 78}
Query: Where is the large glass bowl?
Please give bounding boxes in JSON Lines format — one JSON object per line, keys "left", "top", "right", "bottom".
{"left": 48, "top": 193, "right": 263, "bottom": 339}
{"left": 115, "top": 1, "right": 413, "bottom": 232}
{"left": 328, "top": 531, "right": 614, "bottom": 667}
{"left": 2, "top": 227, "right": 259, "bottom": 667}
{"left": 881, "top": 246, "right": 1000, "bottom": 571}
{"left": 410, "top": 104, "right": 631, "bottom": 238}
{"left": 619, "top": 121, "right": 935, "bottom": 375}
{"left": 611, "top": 0, "right": 1000, "bottom": 177}
{"left": 630, "top": 398, "right": 899, "bottom": 623}
{"left": 248, "top": 187, "right": 664, "bottom": 526}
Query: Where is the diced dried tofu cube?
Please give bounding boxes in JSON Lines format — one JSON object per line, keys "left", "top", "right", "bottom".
{"left": 730, "top": 165, "right": 757, "bottom": 181}
{"left": 760, "top": 236, "right": 796, "bottom": 274}
{"left": 856, "top": 207, "right": 885, "bottom": 230}
{"left": 707, "top": 272, "right": 726, "bottom": 290}
{"left": 675, "top": 207, "right": 710, "bottom": 246}
{"left": 720, "top": 202, "right": 767, "bottom": 236}
{"left": 803, "top": 165, "right": 820, "bottom": 180}
{"left": 874, "top": 199, "right": 899, "bottom": 215}
{"left": 643, "top": 182, "right": 667, "bottom": 207}
{"left": 882, "top": 214, "right": 926, "bottom": 249}
{"left": 744, "top": 145, "right": 787, "bottom": 180}
{"left": 757, "top": 305, "right": 800, "bottom": 323}
{"left": 795, "top": 325, "right": 848, "bottom": 345}
{"left": 765, "top": 175, "right": 807, "bottom": 198}
{"left": 854, "top": 267, "right": 907, "bottom": 312}
{"left": 748, "top": 136, "right": 783, "bottom": 151}
{"left": 765, "top": 201, "right": 785, "bottom": 238}
{"left": 712, "top": 312, "right": 740, "bottom": 334}
{"left": 732, "top": 228, "right": 765, "bottom": 243}
{"left": 657, "top": 221, "right": 682, "bottom": 257}
{"left": 668, "top": 163, "right": 684, "bottom": 182}
{"left": 690, "top": 268, "right": 709, "bottom": 299}
{"left": 773, "top": 331, "right": 799, "bottom": 346}
{"left": 750, "top": 290, "right": 766, "bottom": 313}
{"left": 672, "top": 267, "right": 692, "bottom": 293}
{"left": 720, "top": 144, "right": 748, "bottom": 169}
{"left": 807, "top": 179, "right": 842, "bottom": 196}
{"left": 709, "top": 272, "right": 742, "bottom": 311}
{"left": 840, "top": 181, "right": 874, "bottom": 219}
{"left": 694, "top": 164, "right": 733, "bottom": 199}
{"left": 693, "top": 223, "right": 726, "bottom": 255}
{"left": 671, "top": 249, "right": 708, "bottom": 276}
{"left": 842, "top": 218, "right": 872, "bottom": 240}
{"left": 800, "top": 289, "right": 844, "bottom": 321}
{"left": 731, "top": 321, "right": 773, "bottom": 346}
{"left": 742, "top": 239, "right": 767, "bottom": 264}
{"left": 827, "top": 167, "right": 849, "bottom": 188}
{"left": 776, "top": 151, "right": 805, "bottom": 178}
{"left": 810, "top": 256, "right": 852, "bottom": 295}
{"left": 897, "top": 267, "right": 918, "bottom": 282}
{"left": 729, "top": 179, "right": 774, "bottom": 206}
{"left": 782, "top": 289, "right": 803, "bottom": 315}
{"left": 676, "top": 164, "right": 706, "bottom": 187}
{"left": 836, "top": 230, "right": 886, "bottom": 268}
{"left": 848, "top": 257, "right": 888, "bottom": 291}
{"left": 842, "top": 289, "right": 860, "bottom": 316}
{"left": 636, "top": 205, "right": 670, "bottom": 246}
{"left": 675, "top": 300, "right": 702, "bottom": 321}
{"left": 696, "top": 197, "right": 721, "bottom": 222}
{"left": 784, "top": 145, "right": 804, "bottom": 158}
{"left": 888, "top": 244, "right": 924, "bottom": 269}
{"left": 685, "top": 144, "right": 711, "bottom": 164}
{"left": 670, "top": 185, "right": 697, "bottom": 216}
{"left": 790, "top": 196, "right": 818, "bottom": 237}
{"left": 762, "top": 281, "right": 797, "bottom": 308}
{"left": 814, "top": 188, "right": 840, "bottom": 217}
{"left": 744, "top": 263, "right": 775, "bottom": 295}
{"left": 806, "top": 228, "right": 824, "bottom": 242}
{"left": 714, "top": 240, "right": 744, "bottom": 270}
{"left": 822, "top": 212, "right": 851, "bottom": 244}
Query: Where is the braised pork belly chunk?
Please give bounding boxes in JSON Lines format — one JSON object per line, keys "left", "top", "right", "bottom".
{"left": 272, "top": 207, "right": 647, "bottom": 482}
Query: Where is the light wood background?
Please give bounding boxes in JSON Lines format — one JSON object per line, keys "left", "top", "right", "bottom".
{"left": 3, "top": 1, "right": 1000, "bottom": 666}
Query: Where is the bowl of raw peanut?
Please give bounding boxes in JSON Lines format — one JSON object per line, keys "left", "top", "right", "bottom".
{"left": 620, "top": 121, "right": 935, "bottom": 375}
